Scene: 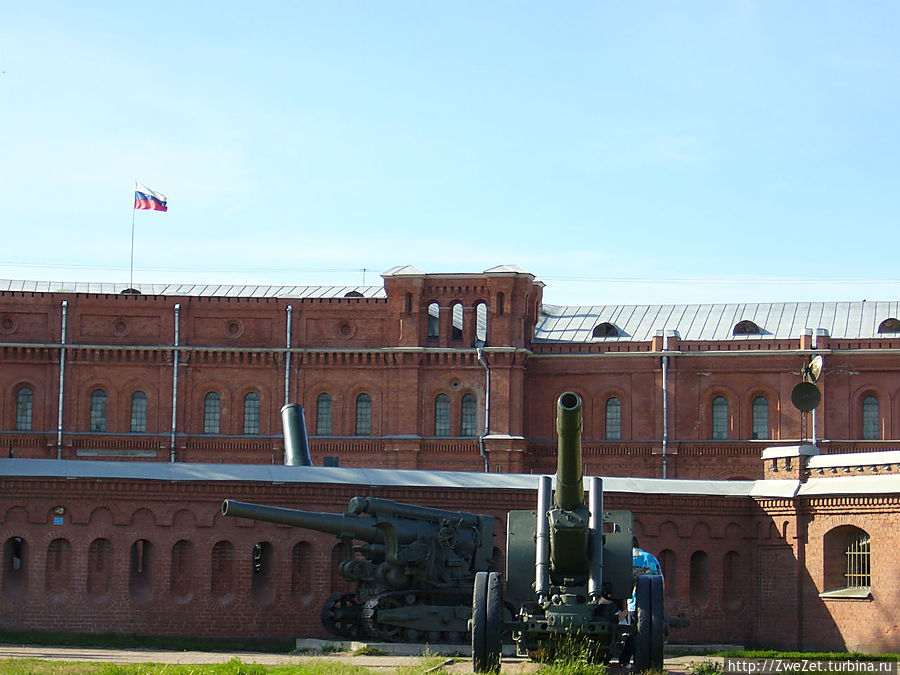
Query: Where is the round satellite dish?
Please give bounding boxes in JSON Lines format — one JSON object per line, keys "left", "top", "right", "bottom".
{"left": 791, "top": 382, "right": 821, "bottom": 412}
{"left": 804, "top": 355, "right": 824, "bottom": 383}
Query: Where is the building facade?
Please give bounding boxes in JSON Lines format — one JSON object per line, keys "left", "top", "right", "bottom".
{"left": 2, "top": 266, "right": 900, "bottom": 651}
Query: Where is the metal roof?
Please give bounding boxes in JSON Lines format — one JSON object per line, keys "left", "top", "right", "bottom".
{"left": 3, "top": 458, "right": 890, "bottom": 498}
{"left": 535, "top": 301, "right": 900, "bottom": 342}
{"left": 0, "top": 279, "right": 385, "bottom": 299}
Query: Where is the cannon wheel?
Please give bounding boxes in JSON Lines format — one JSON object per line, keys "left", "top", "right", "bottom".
{"left": 485, "top": 572, "right": 503, "bottom": 672}
{"left": 321, "top": 593, "right": 363, "bottom": 639}
{"left": 650, "top": 574, "right": 665, "bottom": 669}
{"left": 634, "top": 574, "right": 665, "bottom": 672}
{"left": 472, "top": 571, "right": 502, "bottom": 674}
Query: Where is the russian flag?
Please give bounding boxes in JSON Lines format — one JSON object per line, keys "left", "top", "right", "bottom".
{"left": 134, "top": 183, "right": 168, "bottom": 211}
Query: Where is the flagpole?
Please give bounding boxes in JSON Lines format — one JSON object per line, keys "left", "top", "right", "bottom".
{"left": 130, "top": 181, "right": 136, "bottom": 289}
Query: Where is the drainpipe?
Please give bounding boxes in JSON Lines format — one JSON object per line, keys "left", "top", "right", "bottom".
{"left": 811, "top": 331, "right": 817, "bottom": 445}
{"left": 284, "top": 305, "right": 292, "bottom": 406}
{"left": 476, "top": 345, "right": 490, "bottom": 472}
{"left": 170, "top": 303, "right": 181, "bottom": 463}
{"left": 661, "top": 353, "right": 669, "bottom": 479}
{"left": 56, "top": 301, "right": 68, "bottom": 460}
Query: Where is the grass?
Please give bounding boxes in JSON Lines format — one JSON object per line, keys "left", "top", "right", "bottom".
{"left": 0, "top": 656, "right": 452, "bottom": 675}
{"left": 0, "top": 630, "right": 295, "bottom": 654}
{"left": 717, "top": 650, "right": 900, "bottom": 661}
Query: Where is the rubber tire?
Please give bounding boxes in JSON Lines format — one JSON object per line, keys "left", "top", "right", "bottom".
{"left": 649, "top": 574, "right": 665, "bottom": 671}
{"left": 484, "top": 572, "right": 503, "bottom": 673}
{"left": 472, "top": 571, "right": 489, "bottom": 673}
{"left": 633, "top": 575, "right": 652, "bottom": 673}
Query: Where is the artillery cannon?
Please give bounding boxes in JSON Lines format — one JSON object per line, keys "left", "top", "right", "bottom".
{"left": 471, "top": 391, "right": 666, "bottom": 673}
{"left": 222, "top": 495, "right": 497, "bottom": 642}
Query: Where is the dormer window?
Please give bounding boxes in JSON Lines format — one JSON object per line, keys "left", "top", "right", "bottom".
{"left": 733, "top": 320, "right": 760, "bottom": 335}
{"left": 592, "top": 322, "right": 618, "bottom": 338}
{"left": 878, "top": 318, "right": 900, "bottom": 333}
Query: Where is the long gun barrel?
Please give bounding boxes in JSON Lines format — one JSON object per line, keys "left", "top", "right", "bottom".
{"left": 348, "top": 496, "right": 483, "bottom": 528}
{"left": 555, "top": 391, "right": 584, "bottom": 511}
{"left": 221, "top": 499, "right": 422, "bottom": 544}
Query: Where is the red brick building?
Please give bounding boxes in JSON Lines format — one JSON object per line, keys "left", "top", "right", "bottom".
{"left": 1, "top": 267, "right": 899, "bottom": 651}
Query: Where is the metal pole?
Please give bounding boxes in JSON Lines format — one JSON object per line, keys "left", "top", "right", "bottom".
{"left": 170, "top": 303, "right": 181, "bottom": 462}
{"left": 284, "top": 305, "right": 292, "bottom": 406}
{"left": 56, "top": 301, "right": 67, "bottom": 460}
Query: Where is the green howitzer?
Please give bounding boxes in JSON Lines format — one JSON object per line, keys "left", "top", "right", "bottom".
{"left": 470, "top": 391, "right": 666, "bottom": 673}
{"left": 222, "top": 496, "right": 497, "bottom": 643}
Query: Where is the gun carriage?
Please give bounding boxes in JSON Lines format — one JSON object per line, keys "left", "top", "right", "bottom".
{"left": 470, "top": 391, "right": 666, "bottom": 673}
{"left": 222, "top": 496, "right": 497, "bottom": 642}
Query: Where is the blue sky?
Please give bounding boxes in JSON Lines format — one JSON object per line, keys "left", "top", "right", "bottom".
{"left": 2, "top": 2, "right": 899, "bottom": 306}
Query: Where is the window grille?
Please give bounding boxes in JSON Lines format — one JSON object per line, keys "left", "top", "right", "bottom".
{"left": 461, "top": 394, "right": 477, "bottom": 436}
{"left": 752, "top": 396, "right": 768, "bottom": 440}
{"left": 16, "top": 387, "right": 32, "bottom": 431}
{"left": 131, "top": 391, "right": 147, "bottom": 433}
{"left": 204, "top": 392, "right": 220, "bottom": 434}
{"left": 862, "top": 395, "right": 879, "bottom": 440}
{"left": 90, "top": 390, "right": 107, "bottom": 432}
{"left": 316, "top": 393, "right": 332, "bottom": 435}
{"left": 605, "top": 397, "right": 621, "bottom": 440}
{"left": 243, "top": 393, "right": 260, "bottom": 435}
{"left": 845, "top": 530, "right": 871, "bottom": 588}
{"left": 435, "top": 394, "right": 450, "bottom": 436}
{"left": 355, "top": 393, "right": 371, "bottom": 436}
{"left": 712, "top": 396, "right": 728, "bottom": 440}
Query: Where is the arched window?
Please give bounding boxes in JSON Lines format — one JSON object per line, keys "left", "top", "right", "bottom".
{"left": 593, "top": 322, "right": 618, "bottom": 338}
{"left": 711, "top": 396, "right": 728, "bottom": 440}
{"left": 605, "top": 397, "right": 621, "bottom": 440}
{"left": 461, "top": 393, "right": 477, "bottom": 436}
{"left": 129, "top": 539, "right": 153, "bottom": 603}
{"left": 210, "top": 540, "right": 234, "bottom": 600}
{"left": 45, "top": 538, "right": 72, "bottom": 596}
{"left": 435, "top": 394, "right": 450, "bottom": 436}
{"left": 87, "top": 538, "right": 112, "bottom": 596}
{"left": 752, "top": 396, "right": 768, "bottom": 440}
{"left": 355, "top": 393, "right": 371, "bottom": 436}
{"left": 243, "top": 392, "right": 260, "bottom": 435}
{"left": 203, "top": 392, "right": 220, "bottom": 434}
{"left": 130, "top": 391, "right": 147, "bottom": 433}
{"left": 451, "top": 302, "right": 463, "bottom": 341}
{"left": 862, "top": 395, "right": 879, "bottom": 440}
{"left": 475, "top": 302, "right": 488, "bottom": 345}
{"left": 878, "top": 318, "right": 900, "bottom": 333}
{"left": 689, "top": 550, "right": 710, "bottom": 607}
{"left": 170, "top": 540, "right": 194, "bottom": 601}
{"left": 316, "top": 393, "right": 332, "bottom": 436}
{"left": 824, "top": 525, "right": 871, "bottom": 591}
{"left": 15, "top": 387, "right": 32, "bottom": 431}
{"left": 90, "top": 389, "right": 107, "bottom": 432}
{"left": 427, "top": 302, "right": 440, "bottom": 341}
{"left": 733, "top": 320, "right": 761, "bottom": 335}
{"left": 496, "top": 293, "right": 505, "bottom": 317}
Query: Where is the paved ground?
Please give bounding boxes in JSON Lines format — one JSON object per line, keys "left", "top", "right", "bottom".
{"left": 0, "top": 644, "right": 712, "bottom": 673}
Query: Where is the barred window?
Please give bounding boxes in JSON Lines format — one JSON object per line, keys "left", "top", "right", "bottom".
{"left": 862, "top": 395, "right": 879, "bottom": 440}
{"left": 824, "top": 525, "right": 871, "bottom": 593}
{"left": 605, "top": 397, "right": 621, "bottom": 440}
{"left": 203, "top": 392, "right": 220, "bottom": 434}
{"left": 461, "top": 393, "right": 477, "bottom": 436}
{"left": 435, "top": 394, "right": 450, "bottom": 436}
{"left": 752, "top": 396, "right": 768, "bottom": 440}
{"left": 90, "top": 389, "right": 107, "bottom": 432}
{"left": 316, "top": 393, "right": 332, "bottom": 436}
{"left": 130, "top": 391, "right": 147, "bottom": 433}
{"left": 16, "top": 387, "right": 32, "bottom": 431}
{"left": 711, "top": 396, "right": 728, "bottom": 440}
{"left": 243, "top": 392, "right": 260, "bottom": 435}
{"left": 845, "top": 530, "right": 871, "bottom": 589}
{"left": 355, "top": 393, "right": 371, "bottom": 436}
